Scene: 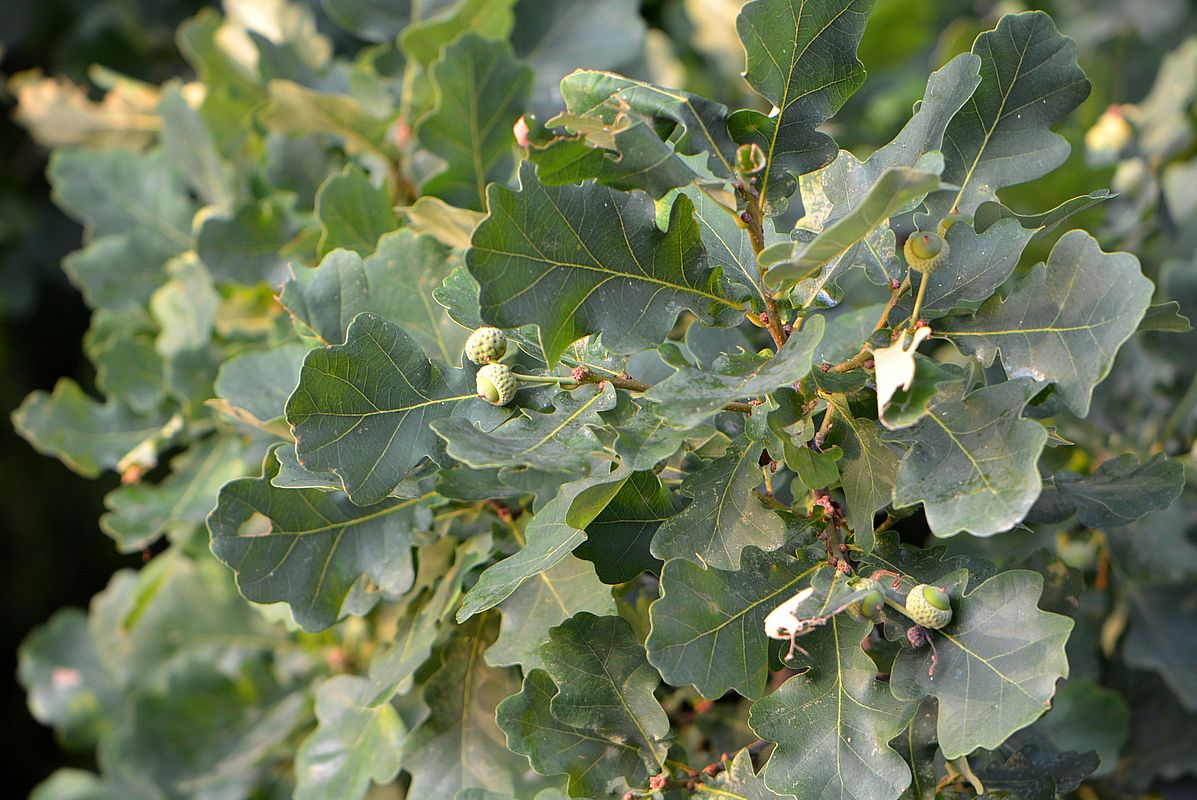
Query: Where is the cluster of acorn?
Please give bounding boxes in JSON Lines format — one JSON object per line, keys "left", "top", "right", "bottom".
{"left": 847, "top": 577, "right": 954, "bottom": 630}
{"left": 465, "top": 327, "right": 517, "bottom": 405}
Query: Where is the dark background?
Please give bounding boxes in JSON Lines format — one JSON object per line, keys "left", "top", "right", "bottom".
{"left": 0, "top": 1, "right": 207, "bottom": 792}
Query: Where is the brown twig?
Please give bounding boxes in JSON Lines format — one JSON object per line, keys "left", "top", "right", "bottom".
{"left": 735, "top": 183, "right": 788, "bottom": 349}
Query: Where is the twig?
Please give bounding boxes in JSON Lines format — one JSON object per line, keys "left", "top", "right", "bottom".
{"left": 736, "top": 183, "right": 788, "bottom": 349}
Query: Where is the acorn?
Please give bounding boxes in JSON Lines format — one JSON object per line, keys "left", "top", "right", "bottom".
{"left": 476, "top": 363, "right": 516, "bottom": 406}
{"left": 847, "top": 577, "right": 885, "bottom": 623}
{"left": 465, "top": 327, "right": 508, "bottom": 365}
{"left": 903, "top": 231, "right": 950, "bottom": 273}
{"left": 905, "top": 584, "right": 953, "bottom": 629}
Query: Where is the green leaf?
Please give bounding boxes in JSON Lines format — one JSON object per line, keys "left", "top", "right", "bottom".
{"left": 894, "top": 379, "right": 1047, "bottom": 538}
{"left": 1138, "top": 301, "right": 1192, "bottom": 333}
{"left": 101, "top": 436, "right": 254, "bottom": 552}
{"left": 84, "top": 308, "right": 165, "bottom": 414}
{"left": 416, "top": 35, "right": 531, "bottom": 211}
{"left": 62, "top": 235, "right": 169, "bottom": 311}
{"left": 432, "top": 385, "right": 616, "bottom": 472}
{"left": 1046, "top": 453, "right": 1185, "bottom": 528}
{"left": 775, "top": 52, "right": 981, "bottom": 285}
{"left": 272, "top": 445, "right": 345, "bottom": 491}
{"left": 467, "top": 165, "right": 745, "bottom": 367}
{"left": 107, "top": 651, "right": 309, "bottom": 800}
{"left": 577, "top": 470, "right": 681, "bottom": 583}
{"left": 968, "top": 738, "right": 1098, "bottom": 799}
{"left": 889, "top": 569, "right": 1072, "bottom": 759}
{"left": 709, "top": 748, "right": 791, "bottom": 799}
{"left": 763, "top": 166, "right": 941, "bottom": 291}
{"left": 321, "top": 0, "right": 455, "bottom": 43}
{"left": 973, "top": 191, "right": 1114, "bottom": 239}
{"left": 751, "top": 614, "right": 914, "bottom": 800}
{"left": 159, "top": 83, "right": 233, "bottom": 208}
{"left": 149, "top": 253, "right": 218, "bottom": 358}
{"left": 825, "top": 395, "right": 901, "bottom": 550}
{"left": 864, "top": 53, "right": 982, "bottom": 181}
{"left": 539, "top": 613, "right": 670, "bottom": 774}
{"left": 735, "top": 0, "right": 875, "bottom": 208}
{"left": 498, "top": 669, "right": 647, "bottom": 796}
{"left": 208, "top": 449, "right": 427, "bottom": 631}
{"left": 367, "top": 537, "right": 491, "bottom": 705}
{"left": 12, "top": 379, "right": 171, "bottom": 478}
{"left": 861, "top": 530, "right": 995, "bottom": 592}
{"left": 400, "top": 0, "right": 516, "bottom": 68}
{"left": 400, "top": 615, "right": 524, "bottom": 798}
{"left": 457, "top": 465, "right": 630, "bottom": 620}
{"left": 294, "top": 675, "right": 404, "bottom": 800}
{"left": 1038, "top": 677, "right": 1129, "bottom": 777}
{"left": 648, "top": 547, "right": 819, "bottom": 699}
{"left": 49, "top": 148, "right": 194, "bottom": 256}
{"left": 530, "top": 112, "right": 706, "bottom": 199}
{"left": 897, "top": 699, "right": 939, "bottom": 800}
{"left": 314, "top": 166, "right": 398, "bottom": 258}
{"left": 29, "top": 769, "right": 130, "bottom": 800}
{"left": 941, "top": 230, "right": 1154, "bottom": 416}
{"left": 681, "top": 184, "right": 786, "bottom": 303}
{"left": 512, "top": 0, "right": 645, "bottom": 106}
{"left": 280, "top": 230, "right": 467, "bottom": 362}
{"left": 286, "top": 313, "right": 482, "bottom": 505}
{"left": 196, "top": 199, "right": 297, "bottom": 285}
{"left": 1120, "top": 580, "right": 1197, "bottom": 710}
{"left": 259, "top": 79, "right": 394, "bottom": 158}
{"left": 651, "top": 435, "right": 785, "bottom": 570}
{"left": 215, "top": 344, "right": 309, "bottom": 422}
{"left": 487, "top": 554, "right": 615, "bottom": 671}
{"left": 644, "top": 316, "right": 825, "bottom": 428}
{"left": 17, "top": 609, "right": 122, "bottom": 750}
{"left": 601, "top": 396, "right": 700, "bottom": 472}
{"left": 906, "top": 218, "right": 1035, "bottom": 319}
{"left": 85, "top": 550, "right": 286, "bottom": 687}
{"left": 929, "top": 11, "right": 1090, "bottom": 219}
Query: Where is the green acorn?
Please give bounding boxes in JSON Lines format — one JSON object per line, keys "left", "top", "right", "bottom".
{"left": 903, "top": 231, "right": 950, "bottom": 273}
{"left": 476, "top": 363, "right": 516, "bottom": 406}
{"left": 847, "top": 577, "right": 885, "bottom": 623}
{"left": 465, "top": 327, "right": 508, "bottom": 365}
{"left": 905, "top": 584, "right": 953, "bottom": 629}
